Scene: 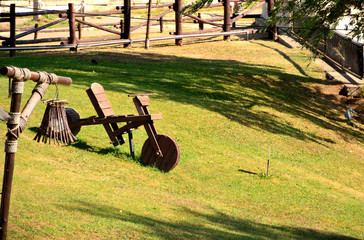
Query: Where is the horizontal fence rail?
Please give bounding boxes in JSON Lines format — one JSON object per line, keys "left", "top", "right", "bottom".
{"left": 0, "top": 0, "right": 270, "bottom": 55}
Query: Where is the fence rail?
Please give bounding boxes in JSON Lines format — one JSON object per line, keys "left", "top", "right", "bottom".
{"left": 318, "top": 31, "right": 363, "bottom": 78}
{"left": 0, "top": 0, "right": 269, "bottom": 56}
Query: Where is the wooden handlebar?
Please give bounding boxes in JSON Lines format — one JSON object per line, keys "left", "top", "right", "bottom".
{"left": 0, "top": 66, "right": 72, "bottom": 85}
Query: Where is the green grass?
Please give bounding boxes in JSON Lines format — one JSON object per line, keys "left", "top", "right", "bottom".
{"left": 0, "top": 37, "right": 363, "bottom": 239}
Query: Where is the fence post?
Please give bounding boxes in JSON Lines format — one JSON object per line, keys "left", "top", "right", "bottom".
{"left": 33, "top": 0, "right": 39, "bottom": 21}
{"left": 9, "top": 4, "right": 16, "bottom": 57}
{"left": 77, "top": 23, "right": 82, "bottom": 40}
{"left": 174, "top": 0, "right": 182, "bottom": 46}
{"left": 198, "top": 13, "right": 204, "bottom": 30}
{"left": 68, "top": 3, "right": 77, "bottom": 46}
{"left": 122, "top": 0, "right": 131, "bottom": 48}
{"left": 223, "top": 0, "right": 231, "bottom": 40}
{"left": 34, "top": 23, "right": 39, "bottom": 40}
{"left": 267, "top": 0, "right": 277, "bottom": 40}
{"left": 120, "top": 19, "right": 124, "bottom": 33}
{"left": 160, "top": 17, "right": 163, "bottom": 33}
{"left": 145, "top": 0, "right": 153, "bottom": 49}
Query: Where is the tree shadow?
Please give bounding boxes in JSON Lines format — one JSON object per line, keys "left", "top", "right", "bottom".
{"left": 57, "top": 200, "right": 360, "bottom": 240}
{"left": 2, "top": 48, "right": 362, "bottom": 144}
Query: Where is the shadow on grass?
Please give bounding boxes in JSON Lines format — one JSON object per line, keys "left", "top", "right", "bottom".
{"left": 238, "top": 169, "right": 258, "bottom": 175}
{"left": 1, "top": 45, "right": 362, "bottom": 144}
{"left": 70, "top": 139, "right": 142, "bottom": 163}
{"left": 58, "top": 200, "right": 359, "bottom": 240}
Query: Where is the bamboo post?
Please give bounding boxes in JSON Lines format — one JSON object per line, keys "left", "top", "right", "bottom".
{"left": 122, "top": 0, "right": 131, "bottom": 48}
{"left": 9, "top": 4, "right": 16, "bottom": 57}
{"left": 223, "top": 0, "right": 231, "bottom": 41}
{"left": 34, "top": 23, "right": 39, "bottom": 39}
{"left": 159, "top": 17, "right": 163, "bottom": 33}
{"left": 198, "top": 13, "right": 204, "bottom": 30}
{"left": 145, "top": 0, "right": 153, "bottom": 49}
{"left": 0, "top": 78, "right": 24, "bottom": 240}
{"left": 174, "top": 0, "right": 182, "bottom": 46}
{"left": 68, "top": 3, "right": 77, "bottom": 46}
{"left": 267, "top": 0, "right": 277, "bottom": 40}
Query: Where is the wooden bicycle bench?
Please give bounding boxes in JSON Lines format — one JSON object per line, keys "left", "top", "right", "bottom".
{"left": 68, "top": 83, "right": 180, "bottom": 172}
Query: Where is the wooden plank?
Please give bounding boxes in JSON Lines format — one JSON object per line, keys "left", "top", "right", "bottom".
{"left": 86, "top": 83, "right": 121, "bottom": 146}
{"left": 136, "top": 96, "right": 150, "bottom": 106}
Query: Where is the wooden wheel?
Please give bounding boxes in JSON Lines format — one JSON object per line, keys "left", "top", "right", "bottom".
{"left": 141, "top": 134, "right": 180, "bottom": 172}
{"left": 65, "top": 107, "right": 81, "bottom": 136}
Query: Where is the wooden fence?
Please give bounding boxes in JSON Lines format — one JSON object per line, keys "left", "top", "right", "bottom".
{"left": 319, "top": 31, "right": 364, "bottom": 78}
{"left": 0, "top": 0, "right": 272, "bottom": 56}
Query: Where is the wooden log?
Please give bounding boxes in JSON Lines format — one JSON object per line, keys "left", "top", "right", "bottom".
{"left": 75, "top": 36, "right": 121, "bottom": 43}
{"left": 182, "top": 27, "right": 222, "bottom": 35}
{"left": 123, "top": 0, "right": 131, "bottom": 48}
{"left": 157, "top": 17, "right": 192, "bottom": 22}
{"left": 145, "top": 0, "right": 153, "bottom": 49}
{"left": 68, "top": 3, "right": 77, "bottom": 45}
{"left": 17, "top": 9, "right": 66, "bottom": 17}
{"left": 130, "top": 9, "right": 173, "bottom": 32}
{"left": 128, "top": 3, "right": 173, "bottom": 10}
{"left": 120, "top": 19, "right": 124, "bottom": 33}
{"left": 34, "top": 24, "right": 39, "bottom": 40}
{"left": 0, "top": 66, "right": 72, "bottom": 85}
{"left": 77, "top": 23, "right": 82, "bottom": 39}
{"left": 9, "top": 4, "right": 16, "bottom": 57}
{"left": 223, "top": 0, "right": 231, "bottom": 40}
{"left": 59, "top": 10, "right": 120, "bottom": 18}
{"left": 198, "top": 13, "right": 204, "bottom": 30}
{"left": 160, "top": 17, "right": 163, "bottom": 33}
{"left": 0, "top": 18, "right": 11, "bottom": 23}
{"left": 14, "top": 18, "right": 67, "bottom": 40}
{"left": 15, "top": 37, "right": 69, "bottom": 45}
{"left": 175, "top": 0, "right": 183, "bottom": 46}
{"left": 75, "top": 19, "right": 121, "bottom": 35}
{"left": 267, "top": 0, "right": 277, "bottom": 40}
{"left": 183, "top": 14, "right": 222, "bottom": 27}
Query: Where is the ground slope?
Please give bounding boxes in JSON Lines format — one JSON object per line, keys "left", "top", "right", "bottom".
{"left": 0, "top": 38, "right": 362, "bottom": 239}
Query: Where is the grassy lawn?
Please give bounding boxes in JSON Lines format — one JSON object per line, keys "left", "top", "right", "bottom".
{"left": 0, "top": 37, "right": 363, "bottom": 239}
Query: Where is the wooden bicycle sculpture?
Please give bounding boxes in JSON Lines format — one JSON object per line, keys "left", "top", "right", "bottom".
{"left": 1, "top": 66, "right": 180, "bottom": 173}
{"left": 67, "top": 83, "right": 180, "bottom": 172}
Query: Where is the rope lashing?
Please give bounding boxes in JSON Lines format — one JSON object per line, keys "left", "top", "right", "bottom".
{"left": 4, "top": 140, "right": 17, "bottom": 153}
{"left": 8, "top": 112, "right": 20, "bottom": 125}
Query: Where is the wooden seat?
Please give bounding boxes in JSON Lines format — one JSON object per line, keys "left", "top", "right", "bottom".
{"left": 86, "top": 83, "right": 124, "bottom": 146}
